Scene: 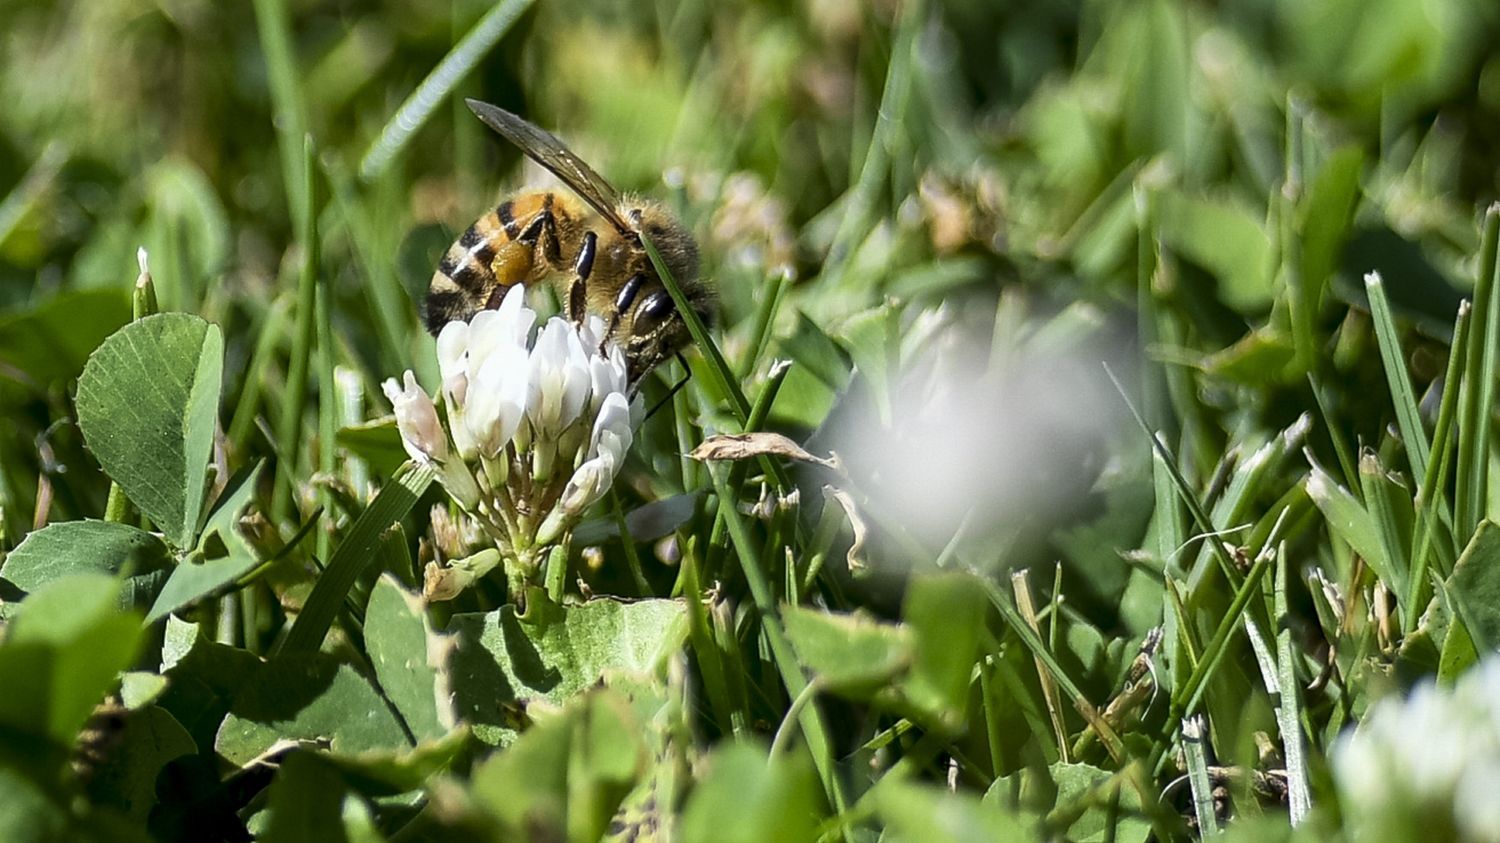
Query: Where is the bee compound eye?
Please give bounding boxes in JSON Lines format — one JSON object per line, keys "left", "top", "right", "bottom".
{"left": 636, "top": 291, "right": 675, "bottom": 330}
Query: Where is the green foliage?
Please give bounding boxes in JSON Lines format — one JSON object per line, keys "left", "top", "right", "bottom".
{"left": 75, "top": 313, "right": 223, "bottom": 549}
{"left": 3, "top": 0, "right": 1500, "bottom": 838}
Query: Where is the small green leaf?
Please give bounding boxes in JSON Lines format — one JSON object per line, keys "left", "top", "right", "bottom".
{"left": 878, "top": 781, "right": 1027, "bottom": 843}
{"left": 76, "top": 313, "right": 224, "bottom": 549}
{"left": 261, "top": 751, "right": 349, "bottom": 843}
{"left": 782, "top": 605, "right": 911, "bottom": 695}
{"left": 216, "top": 655, "right": 413, "bottom": 766}
{"left": 679, "top": 742, "right": 822, "bottom": 843}
{"left": 902, "top": 572, "right": 987, "bottom": 731}
{"left": 471, "top": 689, "right": 645, "bottom": 843}
{"left": 364, "top": 574, "right": 454, "bottom": 741}
{"left": 0, "top": 520, "right": 171, "bottom": 610}
{"left": 84, "top": 705, "right": 196, "bottom": 825}
{"left": 446, "top": 598, "right": 687, "bottom": 745}
{"left": 0, "top": 574, "right": 143, "bottom": 750}
{"left": 0, "top": 288, "right": 130, "bottom": 398}
{"left": 1447, "top": 521, "right": 1500, "bottom": 653}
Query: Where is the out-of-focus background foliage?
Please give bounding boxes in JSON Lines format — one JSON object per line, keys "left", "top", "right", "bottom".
{"left": 5, "top": 0, "right": 1500, "bottom": 839}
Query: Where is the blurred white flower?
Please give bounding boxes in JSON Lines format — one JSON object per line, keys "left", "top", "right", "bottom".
{"left": 1333, "top": 655, "right": 1500, "bottom": 843}
{"left": 381, "top": 370, "right": 447, "bottom": 465}
{"left": 388, "top": 285, "right": 640, "bottom": 598}
{"left": 825, "top": 304, "right": 1127, "bottom": 563}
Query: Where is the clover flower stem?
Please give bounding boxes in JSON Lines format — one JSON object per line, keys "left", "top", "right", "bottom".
{"left": 532, "top": 439, "right": 556, "bottom": 484}
{"left": 435, "top": 457, "right": 482, "bottom": 511}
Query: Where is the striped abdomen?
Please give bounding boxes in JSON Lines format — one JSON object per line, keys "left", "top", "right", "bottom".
{"left": 423, "top": 191, "right": 579, "bottom": 334}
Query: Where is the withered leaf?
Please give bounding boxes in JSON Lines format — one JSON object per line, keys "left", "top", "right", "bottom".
{"left": 689, "top": 432, "right": 841, "bottom": 471}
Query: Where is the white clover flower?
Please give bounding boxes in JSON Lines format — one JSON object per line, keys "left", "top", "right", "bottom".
{"left": 527, "top": 317, "right": 592, "bottom": 439}
{"left": 390, "top": 285, "right": 643, "bottom": 599}
{"left": 466, "top": 341, "right": 529, "bottom": 459}
{"left": 1333, "top": 655, "right": 1500, "bottom": 843}
{"left": 382, "top": 371, "right": 448, "bottom": 465}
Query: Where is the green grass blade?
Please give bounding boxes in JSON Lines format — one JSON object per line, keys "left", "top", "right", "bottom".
{"left": 705, "top": 461, "right": 850, "bottom": 822}
{"left": 643, "top": 234, "right": 792, "bottom": 495}
{"left": 277, "top": 461, "right": 433, "bottom": 656}
{"left": 1273, "top": 544, "right": 1312, "bottom": 824}
{"left": 272, "top": 136, "right": 321, "bottom": 523}
{"left": 358, "top": 0, "right": 537, "bottom": 182}
{"left": 1408, "top": 300, "right": 1471, "bottom": 628}
{"left": 1181, "top": 715, "right": 1220, "bottom": 838}
{"left": 1457, "top": 205, "right": 1500, "bottom": 538}
{"left": 250, "top": 0, "right": 309, "bottom": 231}
{"left": 1364, "top": 271, "right": 1430, "bottom": 482}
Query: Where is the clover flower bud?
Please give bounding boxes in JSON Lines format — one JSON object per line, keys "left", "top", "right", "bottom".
{"left": 381, "top": 371, "right": 447, "bottom": 465}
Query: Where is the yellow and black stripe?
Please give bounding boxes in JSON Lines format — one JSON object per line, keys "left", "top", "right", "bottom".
{"left": 424, "top": 192, "right": 569, "bottom": 334}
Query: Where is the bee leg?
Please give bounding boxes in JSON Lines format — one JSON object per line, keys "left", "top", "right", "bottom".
{"left": 567, "top": 231, "right": 597, "bottom": 325}
{"left": 643, "top": 353, "right": 694, "bottom": 420}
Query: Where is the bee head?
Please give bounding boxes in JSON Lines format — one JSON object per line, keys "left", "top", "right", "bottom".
{"left": 617, "top": 201, "right": 712, "bottom": 379}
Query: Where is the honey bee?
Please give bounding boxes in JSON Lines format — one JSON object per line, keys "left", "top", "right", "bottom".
{"left": 425, "top": 99, "right": 711, "bottom": 379}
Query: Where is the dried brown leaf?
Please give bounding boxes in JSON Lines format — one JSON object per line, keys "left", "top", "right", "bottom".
{"left": 689, "top": 432, "right": 840, "bottom": 471}
{"left": 823, "top": 486, "right": 868, "bottom": 571}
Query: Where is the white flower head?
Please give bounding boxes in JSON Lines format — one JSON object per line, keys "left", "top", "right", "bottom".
{"left": 466, "top": 285, "right": 536, "bottom": 383}
{"left": 559, "top": 451, "right": 619, "bottom": 517}
{"left": 382, "top": 370, "right": 447, "bottom": 465}
{"left": 389, "top": 285, "right": 643, "bottom": 597}
{"left": 527, "top": 317, "right": 591, "bottom": 438}
{"left": 436, "top": 321, "right": 470, "bottom": 404}
{"left": 1333, "top": 655, "right": 1500, "bottom": 842}
{"left": 465, "top": 341, "right": 529, "bottom": 458}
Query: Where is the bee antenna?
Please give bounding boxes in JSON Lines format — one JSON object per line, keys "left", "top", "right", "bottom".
{"left": 644, "top": 354, "right": 694, "bottom": 421}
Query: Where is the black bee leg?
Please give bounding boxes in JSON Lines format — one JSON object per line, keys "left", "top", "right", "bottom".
{"left": 644, "top": 353, "right": 694, "bottom": 420}
{"left": 567, "top": 231, "right": 597, "bottom": 324}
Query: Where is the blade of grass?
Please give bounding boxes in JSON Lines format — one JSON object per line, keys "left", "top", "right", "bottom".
{"left": 228, "top": 296, "right": 292, "bottom": 452}
{"left": 0, "top": 141, "right": 67, "bottom": 250}
{"left": 358, "top": 0, "right": 537, "bottom": 181}
{"left": 276, "top": 461, "right": 434, "bottom": 656}
{"left": 1273, "top": 543, "right": 1312, "bottom": 824}
{"left": 1359, "top": 451, "right": 1412, "bottom": 611}
{"left": 315, "top": 284, "right": 336, "bottom": 562}
{"left": 737, "top": 274, "right": 788, "bottom": 381}
{"left": 609, "top": 487, "right": 652, "bottom": 596}
{"left": 250, "top": 0, "right": 309, "bottom": 232}
{"left": 1012, "top": 570, "right": 1070, "bottom": 763}
{"left": 1457, "top": 205, "right": 1500, "bottom": 538}
{"left": 1152, "top": 552, "right": 1273, "bottom": 774}
{"left": 1105, "top": 364, "right": 1244, "bottom": 586}
{"left": 1364, "top": 271, "right": 1430, "bottom": 482}
{"left": 273, "top": 137, "right": 321, "bottom": 523}
{"left": 643, "top": 234, "right": 793, "bottom": 497}
{"left": 1407, "top": 301, "right": 1471, "bottom": 627}
{"left": 705, "top": 461, "right": 850, "bottom": 825}
{"left": 1181, "top": 715, "right": 1220, "bottom": 838}
{"left": 322, "top": 155, "right": 412, "bottom": 374}
{"left": 979, "top": 578, "right": 1125, "bottom": 763}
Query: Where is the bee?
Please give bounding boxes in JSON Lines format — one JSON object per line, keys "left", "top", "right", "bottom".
{"left": 425, "top": 99, "right": 711, "bottom": 379}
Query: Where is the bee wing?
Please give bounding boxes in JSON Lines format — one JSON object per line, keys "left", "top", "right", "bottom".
{"left": 465, "top": 99, "right": 635, "bottom": 235}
